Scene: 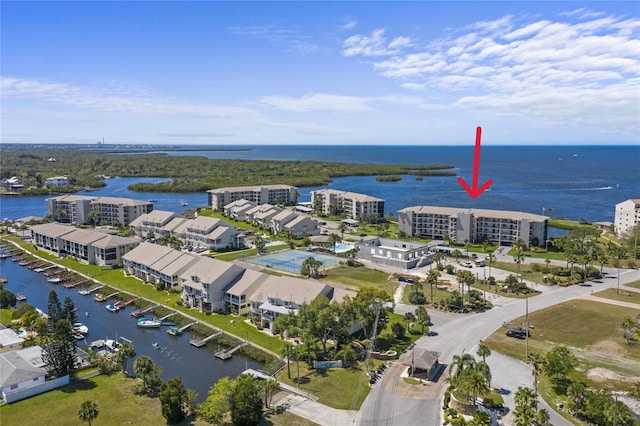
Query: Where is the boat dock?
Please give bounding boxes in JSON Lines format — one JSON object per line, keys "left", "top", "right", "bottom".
{"left": 94, "top": 291, "right": 120, "bottom": 302}
{"left": 35, "top": 264, "right": 57, "bottom": 273}
{"left": 130, "top": 304, "right": 157, "bottom": 318}
{"left": 168, "top": 321, "right": 197, "bottom": 336}
{"left": 214, "top": 341, "right": 248, "bottom": 360}
{"left": 64, "top": 278, "right": 88, "bottom": 288}
{"left": 190, "top": 330, "right": 222, "bottom": 348}
{"left": 79, "top": 284, "right": 104, "bottom": 295}
{"left": 158, "top": 312, "right": 176, "bottom": 321}
{"left": 123, "top": 296, "right": 138, "bottom": 306}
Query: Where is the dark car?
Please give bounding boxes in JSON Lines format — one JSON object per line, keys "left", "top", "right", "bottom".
{"left": 506, "top": 327, "right": 529, "bottom": 339}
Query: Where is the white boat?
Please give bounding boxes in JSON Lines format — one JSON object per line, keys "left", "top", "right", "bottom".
{"left": 16, "top": 293, "right": 27, "bottom": 301}
{"left": 105, "top": 304, "right": 119, "bottom": 312}
{"left": 152, "top": 342, "right": 161, "bottom": 349}
{"left": 137, "top": 318, "right": 162, "bottom": 328}
{"left": 78, "top": 289, "right": 91, "bottom": 295}
{"left": 47, "top": 276, "right": 62, "bottom": 283}
{"left": 73, "top": 323, "right": 89, "bottom": 334}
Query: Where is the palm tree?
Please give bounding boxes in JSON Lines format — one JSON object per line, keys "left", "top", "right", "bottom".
{"left": 426, "top": 269, "right": 440, "bottom": 306}
{"left": 117, "top": 342, "right": 136, "bottom": 373}
{"left": 458, "top": 367, "right": 490, "bottom": 413}
{"left": 514, "top": 250, "right": 524, "bottom": 284}
{"left": 476, "top": 342, "right": 491, "bottom": 363}
{"left": 78, "top": 400, "right": 99, "bottom": 426}
{"left": 328, "top": 233, "right": 341, "bottom": 253}
{"left": 527, "top": 351, "right": 544, "bottom": 393}
{"left": 452, "top": 249, "right": 462, "bottom": 263}
{"left": 433, "top": 253, "right": 445, "bottom": 270}
{"left": 457, "top": 270, "right": 474, "bottom": 305}
{"left": 281, "top": 344, "right": 292, "bottom": 379}
{"left": 338, "top": 222, "right": 348, "bottom": 241}
{"left": 567, "top": 381, "right": 588, "bottom": 414}
{"left": 336, "top": 344, "right": 357, "bottom": 367}
{"left": 254, "top": 234, "right": 266, "bottom": 255}
{"left": 403, "top": 312, "right": 416, "bottom": 330}
{"left": 134, "top": 355, "right": 155, "bottom": 392}
{"left": 536, "top": 408, "right": 551, "bottom": 426}
{"left": 261, "top": 378, "right": 277, "bottom": 408}
{"left": 449, "top": 352, "right": 476, "bottom": 381}
{"left": 414, "top": 306, "right": 430, "bottom": 334}
{"left": 514, "top": 385, "right": 537, "bottom": 411}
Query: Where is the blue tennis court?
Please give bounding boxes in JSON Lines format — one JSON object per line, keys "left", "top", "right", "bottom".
{"left": 242, "top": 249, "right": 341, "bottom": 274}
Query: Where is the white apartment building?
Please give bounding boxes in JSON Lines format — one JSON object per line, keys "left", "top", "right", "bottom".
{"left": 47, "top": 195, "right": 153, "bottom": 226}
{"left": 398, "top": 206, "right": 548, "bottom": 247}
{"left": 208, "top": 185, "right": 298, "bottom": 211}
{"left": 310, "top": 189, "right": 385, "bottom": 220}
{"left": 615, "top": 199, "right": 640, "bottom": 237}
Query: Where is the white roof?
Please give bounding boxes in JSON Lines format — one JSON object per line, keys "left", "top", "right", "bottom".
{"left": 399, "top": 205, "right": 548, "bottom": 221}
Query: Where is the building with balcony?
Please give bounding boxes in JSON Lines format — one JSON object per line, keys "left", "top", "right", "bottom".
{"left": 355, "top": 237, "right": 434, "bottom": 269}
{"left": 122, "top": 243, "right": 199, "bottom": 290}
{"left": 208, "top": 185, "right": 298, "bottom": 211}
{"left": 44, "top": 176, "right": 69, "bottom": 187}
{"left": 180, "top": 257, "right": 246, "bottom": 313}
{"left": 310, "top": 189, "right": 384, "bottom": 220}
{"left": 46, "top": 195, "right": 153, "bottom": 226}
{"left": 615, "top": 199, "right": 640, "bottom": 237}
{"left": 398, "top": 206, "right": 548, "bottom": 247}
{"left": 223, "top": 199, "right": 257, "bottom": 221}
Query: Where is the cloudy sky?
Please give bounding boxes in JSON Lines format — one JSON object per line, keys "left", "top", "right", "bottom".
{"left": 2, "top": 1, "right": 639, "bottom": 145}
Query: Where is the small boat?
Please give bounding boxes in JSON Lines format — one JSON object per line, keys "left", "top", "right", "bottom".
{"left": 0, "top": 277, "right": 7, "bottom": 284}
{"left": 16, "top": 293, "right": 27, "bottom": 301}
{"left": 137, "top": 318, "right": 162, "bottom": 328}
{"left": 105, "top": 303, "right": 119, "bottom": 312}
{"left": 73, "top": 323, "right": 89, "bottom": 334}
{"left": 180, "top": 201, "right": 189, "bottom": 206}
{"left": 167, "top": 326, "right": 183, "bottom": 336}
{"left": 152, "top": 342, "right": 161, "bottom": 350}
{"left": 47, "top": 276, "right": 62, "bottom": 283}
{"left": 114, "top": 300, "right": 125, "bottom": 310}
{"left": 78, "top": 289, "right": 91, "bottom": 295}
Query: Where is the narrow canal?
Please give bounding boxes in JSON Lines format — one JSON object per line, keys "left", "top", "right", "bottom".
{"left": 0, "top": 253, "right": 261, "bottom": 402}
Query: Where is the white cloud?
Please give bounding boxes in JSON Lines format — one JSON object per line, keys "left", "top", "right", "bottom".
{"left": 341, "top": 11, "right": 640, "bottom": 136}
{"left": 258, "top": 93, "right": 428, "bottom": 112}
{"left": 229, "top": 24, "right": 318, "bottom": 53}
{"left": 342, "top": 19, "right": 357, "bottom": 30}
{"left": 342, "top": 29, "right": 412, "bottom": 57}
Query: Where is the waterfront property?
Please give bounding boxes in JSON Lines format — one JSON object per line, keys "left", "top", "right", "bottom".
{"left": 355, "top": 236, "right": 434, "bottom": 269}
{"left": 208, "top": 184, "right": 298, "bottom": 211}
{"left": 310, "top": 189, "right": 385, "bottom": 220}
{"left": 129, "top": 211, "right": 245, "bottom": 250}
{"left": 122, "top": 242, "right": 200, "bottom": 290}
{"left": 0, "top": 346, "right": 69, "bottom": 404}
{"left": 180, "top": 256, "right": 246, "bottom": 312}
{"left": 46, "top": 194, "right": 153, "bottom": 226}
{"left": 44, "top": 176, "right": 69, "bottom": 187}
{"left": 269, "top": 209, "right": 320, "bottom": 238}
{"left": 398, "top": 206, "right": 548, "bottom": 247}
{"left": 245, "top": 203, "right": 283, "bottom": 229}
{"left": 30, "top": 223, "right": 140, "bottom": 267}
{"left": 223, "top": 199, "right": 257, "bottom": 221}
{"left": 615, "top": 198, "right": 640, "bottom": 237}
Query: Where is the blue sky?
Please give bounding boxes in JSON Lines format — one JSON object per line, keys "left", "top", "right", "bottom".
{"left": 2, "top": 1, "right": 639, "bottom": 145}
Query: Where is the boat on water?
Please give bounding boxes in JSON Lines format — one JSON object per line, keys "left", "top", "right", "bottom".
{"left": 137, "top": 318, "right": 162, "bottom": 328}
{"left": 0, "top": 277, "right": 7, "bottom": 284}
{"left": 180, "top": 201, "right": 189, "bottom": 206}
{"left": 47, "top": 276, "right": 63, "bottom": 283}
{"left": 167, "top": 325, "right": 183, "bottom": 336}
{"left": 153, "top": 342, "right": 161, "bottom": 349}
{"left": 16, "top": 293, "right": 27, "bottom": 301}
{"left": 78, "top": 289, "right": 91, "bottom": 295}
{"left": 73, "top": 323, "right": 89, "bottom": 334}
{"left": 105, "top": 303, "right": 119, "bottom": 312}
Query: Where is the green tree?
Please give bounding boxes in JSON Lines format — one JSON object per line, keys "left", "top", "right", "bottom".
{"left": 353, "top": 287, "right": 392, "bottom": 341}
{"left": 458, "top": 366, "right": 490, "bottom": 414}
{"left": 414, "top": 306, "right": 430, "bottom": 334}
{"left": 301, "top": 256, "right": 323, "bottom": 278}
{"left": 527, "top": 351, "right": 545, "bottom": 394}
{"left": 230, "top": 374, "right": 263, "bottom": 426}
{"left": 338, "top": 221, "right": 348, "bottom": 241}
{"left": 197, "top": 376, "right": 233, "bottom": 424}
{"left": 514, "top": 386, "right": 537, "bottom": 425}
{"left": 476, "top": 342, "right": 491, "bottom": 363}
{"left": 77, "top": 400, "right": 99, "bottom": 426}
{"left": 159, "top": 376, "right": 188, "bottom": 423}
{"left": 426, "top": 269, "right": 440, "bottom": 305}
{"left": 0, "top": 289, "right": 17, "bottom": 309}
{"left": 281, "top": 344, "right": 293, "bottom": 380}
{"left": 536, "top": 408, "right": 551, "bottom": 426}
{"left": 621, "top": 317, "right": 637, "bottom": 342}
{"left": 116, "top": 342, "right": 136, "bottom": 373}
{"left": 134, "top": 355, "right": 162, "bottom": 395}
{"left": 260, "top": 378, "right": 277, "bottom": 408}
{"left": 328, "top": 232, "right": 341, "bottom": 253}
{"left": 391, "top": 322, "right": 405, "bottom": 339}
{"left": 544, "top": 346, "right": 577, "bottom": 390}
{"left": 457, "top": 270, "right": 475, "bottom": 305}
{"left": 403, "top": 312, "right": 416, "bottom": 329}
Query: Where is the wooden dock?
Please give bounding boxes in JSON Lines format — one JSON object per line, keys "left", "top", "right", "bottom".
{"left": 130, "top": 304, "right": 157, "bottom": 318}
{"left": 79, "top": 284, "right": 104, "bottom": 295}
{"left": 123, "top": 297, "right": 138, "bottom": 306}
{"left": 190, "top": 330, "right": 222, "bottom": 348}
{"left": 64, "top": 278, "right": 88, "bottom": 288}
{"left": 94, "top": 291, "right": 120, "bottom": 302}
{"left": 214, "top": 341, "right": 248, "bottom": 360}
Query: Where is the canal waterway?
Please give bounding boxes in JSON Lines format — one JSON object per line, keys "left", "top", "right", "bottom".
{"left": 0, "top": 252, "right": 261, "bottom": 402}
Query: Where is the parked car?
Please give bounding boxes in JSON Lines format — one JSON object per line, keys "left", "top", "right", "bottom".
{"left": 506, "top": 327, "right": 529, "bottom": 339}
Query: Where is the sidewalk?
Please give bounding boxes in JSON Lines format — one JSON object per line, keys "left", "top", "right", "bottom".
{"left": 271, "top": 391, "right": 358, "bottom": 426}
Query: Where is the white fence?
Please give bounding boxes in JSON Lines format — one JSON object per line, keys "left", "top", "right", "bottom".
{"left": 3, "top": 375, "right": 69, "bottom": 404}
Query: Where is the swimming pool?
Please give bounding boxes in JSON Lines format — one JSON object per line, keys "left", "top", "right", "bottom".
{"left": 334, "top": 243, "right": 355, "bottom": 253}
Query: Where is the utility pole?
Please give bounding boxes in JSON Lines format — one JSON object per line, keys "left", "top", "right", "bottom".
{"left": 525, "top": 296, "right": 529, "bottom": 359}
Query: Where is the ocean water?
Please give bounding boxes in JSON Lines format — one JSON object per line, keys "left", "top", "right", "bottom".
{"left": 0, "top": 145, "right": 638, "bottom": 223}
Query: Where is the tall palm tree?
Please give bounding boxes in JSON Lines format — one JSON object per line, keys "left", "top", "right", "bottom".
{"left": 403, "top": 312, "right": 416, "bottom": 329}
{"left": 514, "top": 250, "right": 525, "bottom": 284}
{"left": 134, "top": 355, "right": 155, "bottom": 392}
{"left": 426, "top": 269, "right": 440, "bottom": 306}
{"left": 536, "top": 408, "right": 551, "bottom": 426}
{"left": 485, "top": 252, "right": 496, "bottom": 284}
{"left": 457, "top": 366, "right": 490, "bottom": 413}
{"left": 476, "top": 343, "right": 491, "bottom": 363}
{"left": 433, "top": 253, "right": 445, "bottom": 269}
{"left": 281, "top": 344, "right": 293, "bottom": 379}
{"left": 527, "top": 351, "right": 544, "bottom": 393}
{"left": 338, "top": 222, "right": 348, "bottom": 241}
{"left": 117, "top": 342, "right": 136, "bottom": 373}
{"left": 414, "top": 306, "right": 430, "bottom": 334}
{"left": 78, "top": 400, "right": 99, "bottom": 426}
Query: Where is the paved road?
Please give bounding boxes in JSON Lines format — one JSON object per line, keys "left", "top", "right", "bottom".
{"left": 359, "top": 267, "right": 640, "bottom": 426}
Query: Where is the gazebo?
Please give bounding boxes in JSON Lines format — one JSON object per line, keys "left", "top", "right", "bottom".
{"left": 403, "top": 348, "right": 440, "bottom": 381}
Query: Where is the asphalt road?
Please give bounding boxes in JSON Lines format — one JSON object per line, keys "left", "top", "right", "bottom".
{"left": 359, "top": 267, "right": 640, "bottom": 426}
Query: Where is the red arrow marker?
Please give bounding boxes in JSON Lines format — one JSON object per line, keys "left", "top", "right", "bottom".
{"left": 457, "top": 126, "right": 493, "bottom": 199}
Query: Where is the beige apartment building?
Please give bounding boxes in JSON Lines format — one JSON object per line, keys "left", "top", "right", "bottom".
{"left": 47, "top": 195, "right": 153, "bottom": 227}
{"left": 398, "top": 206, "right": 548, "bottom": 247}
{"left": 615, "top": 199, "right": 640, "bottom": 237}
{"left": 310, "top": 189, "right": 384, "bottom": 220}
{"left": 208, "top": 185, "right": 298, "bottom": 211}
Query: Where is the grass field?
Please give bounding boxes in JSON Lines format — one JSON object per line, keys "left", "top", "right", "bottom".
{"left": 321, "top": 266, "right": 397, "bottom": 297}
{"left": 483, "top": 299, "right": 640, "bottom": 391}
{"left": 593, "top": 288, "right": 640, "bottom": 304}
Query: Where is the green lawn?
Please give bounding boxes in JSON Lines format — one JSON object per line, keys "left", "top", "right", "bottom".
{"left": 277, "top": 363, "right": 370, "bottom": 410}
{"left": 320, "top": 266, "right": 397, "bottom": 297}
{"left": 625, "top": 280, "right": 640, "bottom": 289}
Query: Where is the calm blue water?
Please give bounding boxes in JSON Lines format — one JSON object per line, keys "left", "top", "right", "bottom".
{"left": 0, "top": 146, "right": 638, "bottom": 224}
{"left": 0, "top": 255, "right": 260, "bottom": 401}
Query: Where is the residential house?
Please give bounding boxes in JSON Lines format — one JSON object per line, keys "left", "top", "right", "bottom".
{"left": 2, "top": 177, "right": 25, "bottom": 193}
{"left": 173, "top": 216, "right": 244, "bottom": 250}
{"left": 44, "top": 176, "right": 69, "bottom": 187}
{"left": 270, "top": 210, "right": 298, "bottom": 235}
{"left": 280, "top": 214, "right": 320, "bottom": 238}
{"left": 223, "top": 269, "right": 269, "bottom": 315}
{"left": 223, "top": 199, "right": 257, "bottom": 221}
{"left": 355, "top": 237, "right": 434, "bottom": 269}
{"left": 246, "top": 204, "right": 282, "bottom": 229}
{"left": 129, "top": 210, "right": 179, "bottom": 238}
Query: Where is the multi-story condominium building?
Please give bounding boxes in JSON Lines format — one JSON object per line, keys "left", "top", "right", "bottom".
{"left": 180, "top": 257, "right": 246, "bottom": 313}
{"left": 208, "top": 185, "right": 298, "bottom": 211}
{"left": 223, "top": 199, "right": 257, "bottom": 221}
{"left": 129, "top": 211, "right": 245, "bottom": 250}
{"left": 355, "top": 237, "right": 434, "bottom": 269}
{"left": 398, "top": 206, "right": 548, "bottom": 247}
{"left": 122, "top": 243, "right": 200, "bottom": 290}
{"left": 615, "top": 199, "right": 640, "bottom": 237}
{"left": 310, "top": 189, "right": 384, "bottom": 220}
{"left": 47, "top": 195, "right": 153, "bottom": 226}
{"left": 30, "top": 223, "right": 140, "bottom": 267}
{"left": 245, "top": 204, "right": 283, "bottom": 229}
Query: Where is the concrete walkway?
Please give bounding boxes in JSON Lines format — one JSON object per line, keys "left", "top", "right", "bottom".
{"left": 271, "top": 392, "right": 358, "bottom": 426}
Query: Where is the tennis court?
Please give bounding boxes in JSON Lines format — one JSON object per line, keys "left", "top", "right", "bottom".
{"left": 242, "top": 249, "right": 341, "bottom": 274}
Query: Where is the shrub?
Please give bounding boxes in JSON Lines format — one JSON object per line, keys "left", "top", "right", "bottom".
{"left": 408, "top": 291, "right": 426, "bottom": 305}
